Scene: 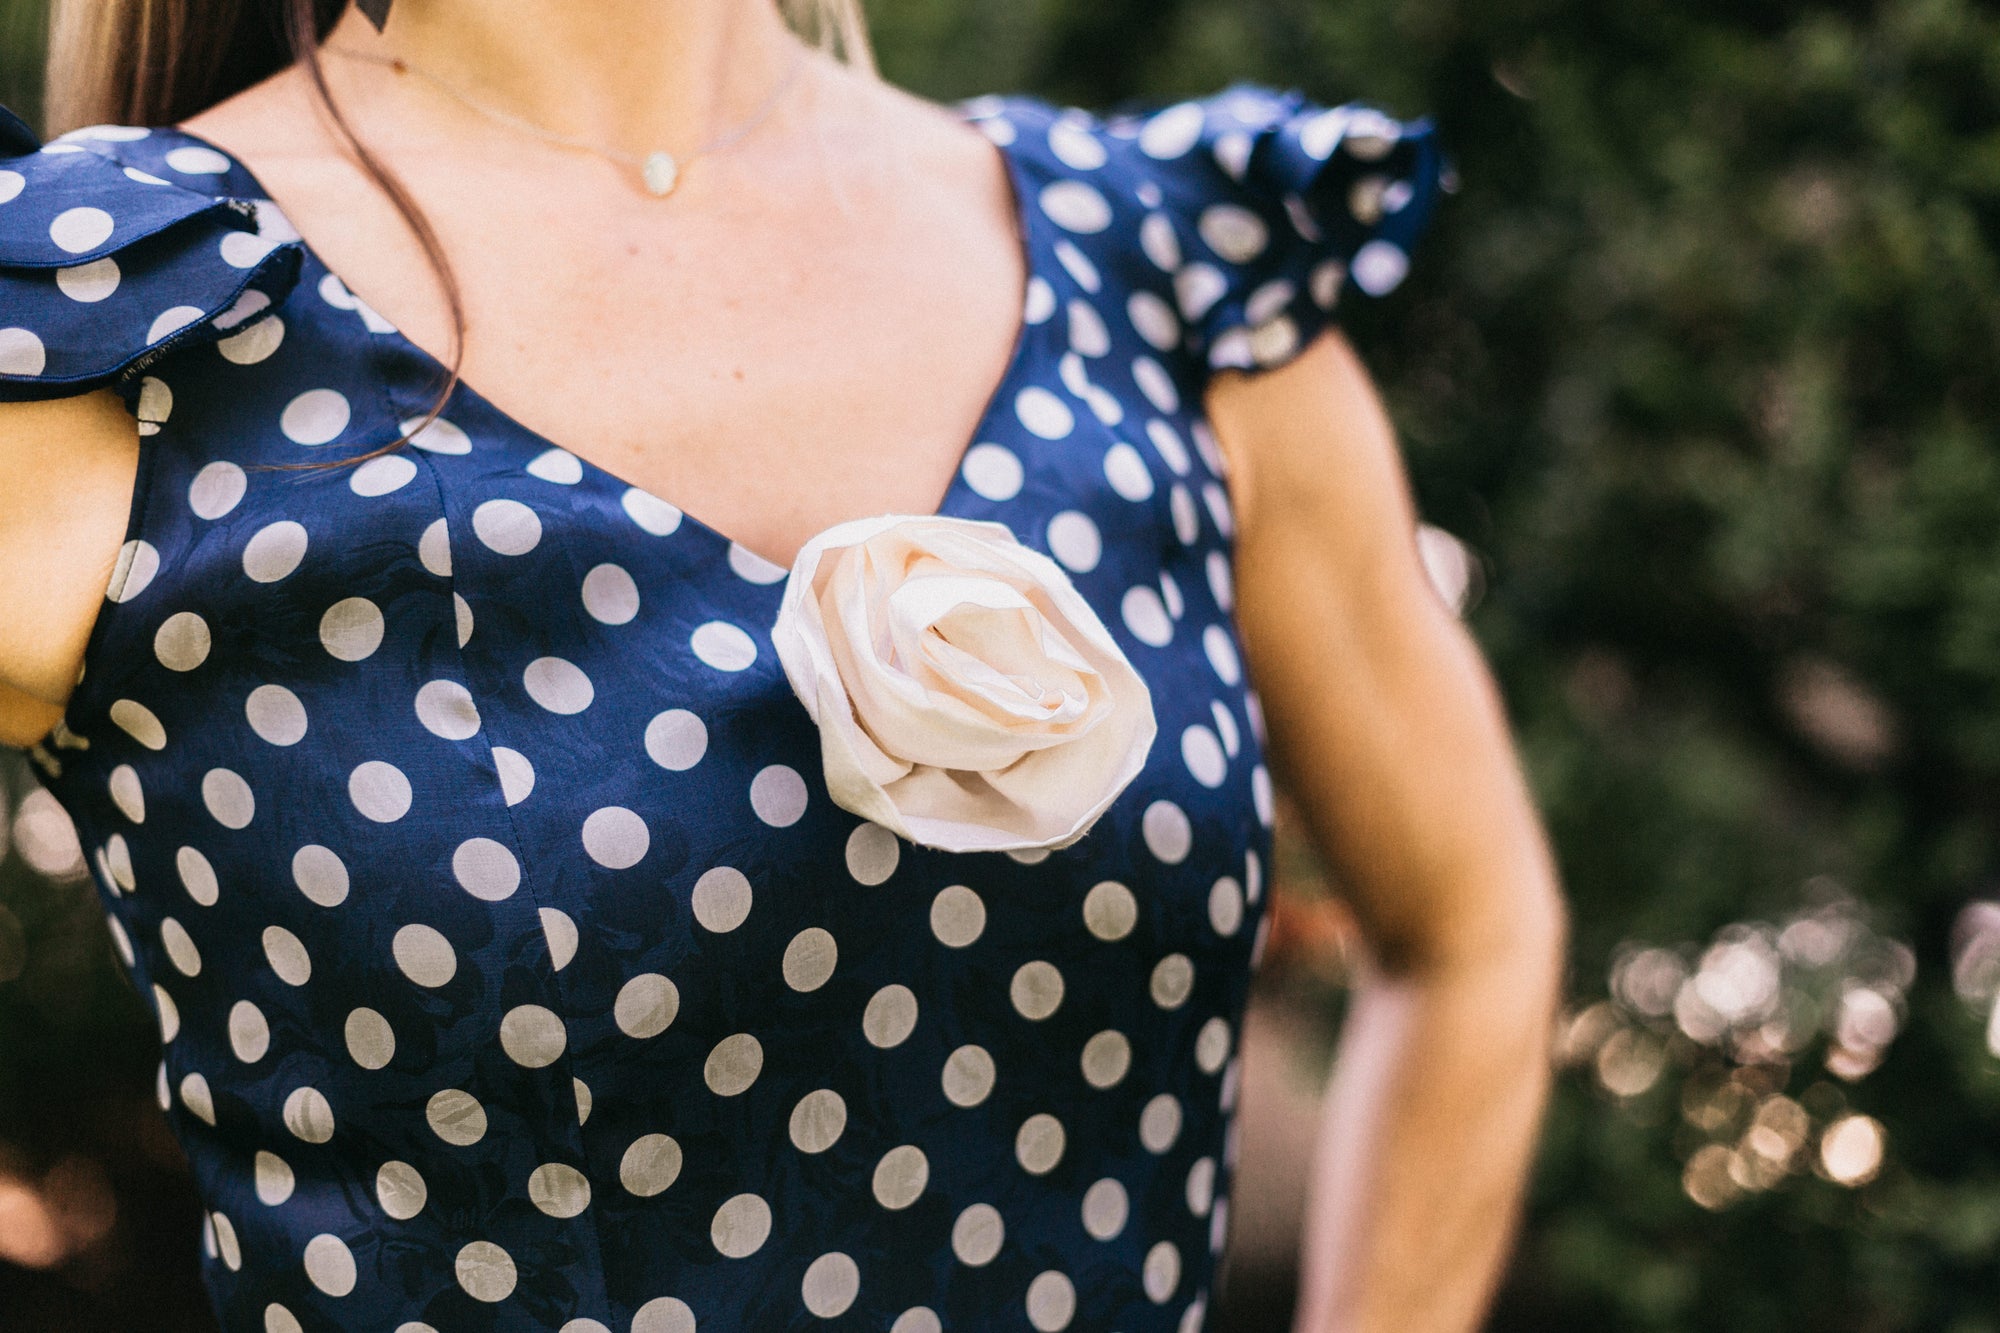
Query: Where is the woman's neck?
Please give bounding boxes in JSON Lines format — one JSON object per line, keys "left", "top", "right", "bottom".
{"left": 318, "top": 0, "right": 808, "bottom": 158}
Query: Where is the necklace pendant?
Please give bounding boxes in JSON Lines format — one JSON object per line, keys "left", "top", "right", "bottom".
{"left": 642, "top": 151, "right": 680, "bottom": 197}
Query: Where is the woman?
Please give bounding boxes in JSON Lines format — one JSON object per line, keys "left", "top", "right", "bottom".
{"left": 0, "top": 0, "right": 1564, "bottom": 1329}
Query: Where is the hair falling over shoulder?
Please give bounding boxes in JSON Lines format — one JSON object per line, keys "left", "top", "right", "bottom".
{"left": 38, "top": 0, "right": 876, "bottom": 469}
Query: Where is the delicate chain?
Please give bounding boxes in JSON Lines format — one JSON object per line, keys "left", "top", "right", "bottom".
{"left": 324, "top": 42, "right": 809, "bottom": 193}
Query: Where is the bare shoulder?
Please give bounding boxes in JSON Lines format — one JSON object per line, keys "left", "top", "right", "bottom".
{"left": 0, "top": 391, "right": 142, "bottom": 744}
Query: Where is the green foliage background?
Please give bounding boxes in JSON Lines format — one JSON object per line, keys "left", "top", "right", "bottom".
{"left": 5, "top": 2, "right": 2000, "bottom": 1329}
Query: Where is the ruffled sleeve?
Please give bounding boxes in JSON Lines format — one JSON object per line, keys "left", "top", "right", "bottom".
{"left": 1116, "top": 82, "right": 1448, "bottom": 374}
{"left": 0, "top": 111, "right": 303, "bottom": 403}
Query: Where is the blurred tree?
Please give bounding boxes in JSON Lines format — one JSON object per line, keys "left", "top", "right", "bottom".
{"left": 5, "top": 1, "right": 2000, "bottom": 1330}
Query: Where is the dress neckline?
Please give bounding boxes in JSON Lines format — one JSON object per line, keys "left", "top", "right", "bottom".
{"left": 161, "top": 99, "right": 1046, "bottom": 570}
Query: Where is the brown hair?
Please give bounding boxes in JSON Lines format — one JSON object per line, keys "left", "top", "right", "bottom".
{"left": 43, "top": 0, "right": 875, "bottom": 465}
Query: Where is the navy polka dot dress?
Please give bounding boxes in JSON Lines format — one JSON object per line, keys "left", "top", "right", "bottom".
{"left": 0, "top": 84, "right": 1441, "bottom": 1332}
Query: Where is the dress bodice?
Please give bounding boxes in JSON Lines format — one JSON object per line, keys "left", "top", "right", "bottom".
{"left": 0, "top": 85, "right": 1440, "bottom": 1332}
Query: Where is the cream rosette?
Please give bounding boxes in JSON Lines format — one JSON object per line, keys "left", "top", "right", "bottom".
{"left": 771, "top": 513, "right": 1157, "bottom": 853}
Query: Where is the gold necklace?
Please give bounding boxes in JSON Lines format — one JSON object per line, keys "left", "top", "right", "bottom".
{"left": 325, "top": 44, "right": 809, "bottom": 196}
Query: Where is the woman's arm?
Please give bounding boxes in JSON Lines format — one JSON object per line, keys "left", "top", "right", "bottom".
{"left": 0, "top": 391, "right": 140, "bottom": 746}
{"left": 1205, "top": 329, "right": 1566, "bottom": 1332}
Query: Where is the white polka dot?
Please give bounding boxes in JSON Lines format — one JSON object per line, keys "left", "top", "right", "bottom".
{"left": 418, "top": 518, "right": 452, "bottom": 576}
{"left": 962, "top": 442, "right": 1025, "bottom": 500}
{"left": 405, "top": 678, "right": 480, "bottom": 741}
{"left": 0, "top": 327, "right": 44, "bottom": 376}
{"left": 1067, "top": 299, "right": 1111, "bottom": 356}
{"left": 56, "top": 256, "right": 120, "bottom": 302}
{"left": 1080, "top": 1030, "right": 1131, "bottom": 1089}
{"left": 892, "top": 1310, "right": 943, "bottom": 1333}
{"left": 1197, "top": 203, "right": 1269, "bottom": 264}
{"left": 621, "top": 487, "right": 683, "bottom": 535}
{"left": 800, "top": 1252, "right": 861, "bottom": 1319}
{"left": 1144, "top": 1240, "right": 1182, "bottom": 1302}
{"left": 348, "top": 454, "right": 415, "bottom": 497}
{"left": 110, "top": 699, "right": 166, "bottom": 750}
{"left": 782, "top": 927, "right": 838, "bottom": 992}
{"left": 1016, "top": 1113, "right": 1066, "bottom": 1175}
{"left": 630, "top": 1299, "right": 695, "bottom": 1333}
{"left": 179, "top": 1072, "right": 215, "bottom": 1124}
{"left": 0, "top": 169, "right": 21, "bottom": 202}
{"left": 1046, "top": 510, "right": 1101, "bottom": 572}
{"left": 1122, "top": 586, "right": 1174, "bottom": 648}
{"left": 862, "top": 984, "right": 918, "bottom": 1048}
{"left": 1202, "top": 624, "right": 1242, "bottom": 686}
{"left": 1140, "top": 102, "right": 1205, "bottom": 158}
{"left": 454, "top": 593, "right": 474, "bottom": 646}
{"left": 1352, "top": 239, "right": 1410, "bottom": 295}
{"left": 218, "top": 314, "right": 284, "bottom": 365}
{"left": 1026, "top": 1271, "right": 1077, "bottom": 1331}
{"left": 500, "top": 1004, "right": 567, "bottom": 1068}
{"left": 1103, "top": 442, "right": 1155, "bottom": 501}
{"left": 303, "top": 1233, "right": 355, "bottom": 1297}
{"left": 526, "top": 447, "right": 583, "bottom": 484}
{"left": 1170, "top": 485, "right": 1200, "bottom": 544}
{"left": 1181, "top": 725, "right": 1228, "bottom": 789}
{"left": 108, "top": 764, "right": 145, "bottom": 823}
{"left": 149, "top": 985, "right": 175, "bottom": 1043}
{"left": 539, "top": 908, "right": 578, "bottom": 971}
{"left": 581, "top": 563, "right": 640, "bottom": 624}
{"left": 1010, "top": 961, "right": 1065, "bottom": 1020}
{"left": 789, "top": 1088, "right": 848, "bottom": 1153}
{"left": 188, "top": 461, "right": 246, "bottom": 520}
{"left": 1039, "top": 179, "right": 1113, "bottom": 233}
{"left": 691, "top": 621, "right": 758, "bottom": 671}
{"left": 528, "top": 1162, "right": 591, "bottom": 1218}
{"left": 160, "top": 919, "right": 200, "bottom": 976}
{"left": 614, "top": 973, "right": 679, "bottom": 1038}
{"left": 219, "top": 230, "right": 278, "bottom": 268}
{"left": 103, "top": 836, "right": 135, "bottom": 892}
{"left": 202, "top": 768, "right": 255, "bottom": 829}
{"left": 1134, "top": 356, "right": 1181, "bottom": 414}
{"left": 1024, "top": 275, "right": 1057, "bottom": 323}
{"left": 228, "top": 999, "right": 270, "bottom": 1062}
{"left": 621, "top": 1133, "right": 683, "bottom": 1196}
{"left": 283, "top": 1087, "right": 335, "bottom": 1144}
{"left": 493, "top": 747, "right": 535, "bottom": 805}
{"left": 349, "top": 760, "right": 412, "bottom": 822}
{"left": 1128, "top": 290, "right": 1181, "bottom": 350}
{"left": 1142, "top": 799, "right": 1193, "bottom": 863}
{"left": 1081, "top": 880, "right": 1137, "bottom": 941}
{"left": 930, "top": 884, "right": 986, "bottom": 947}
{"left": 105, "top": 539, "right": 159, "bottom": 604}
{"left": 212, "top": 1212, "right": 242, "bottom": 1271}
{"left": 262, "top": 926, "right": 311, "bottom": 985}
{"left": 1048, "top": 118, "right": 1108, "bottom": 169}
{"left": 392, "top": 923, "right": 458, "bottom": 989}
{"left": 523, "top": 656, "right": 594, "bottom": 713}
{"left": 1175, "top": 263, "right": 1228, "bottom": 321}
{"left": 942, "top": 1045, "right": 996, "bottom": 1107}
{"left": 1015, "top": 386, "right": 1075, "bottom": 439}
{"left": 280, "top": 389, "right": 350, "bottom": 446}
{"left": 704, "top": 1033, "right": 763, "bottom": 1096}
{"left": 177, "top": 847, "right": 218, "bottom": 905}
{"left": 750, "top": 765, "right": 808, "bottom": 827}
{"left": 448, "top": 836, "right": 519, "bottom": 901}
{"left": 727, "top": 542, "right": 787, "bottom": 584}
{"left": 688, "top": 864, "right": 754, "bottom": 933}
{"left": 951, "top": 1203, "right": 1004, "bottom": 1266}
{"left": 844, "top": 822, "right": 900, "bottom": 884}
{"left": 319, "top": 597, "right": 385, "bottom": 661}
{"left": 1185, "top": 1155, "right": 1218, "bottom": 1217}
{"left": 455, "top": 1240, "right": 517, "bottom": 1303}
{"left": 164, "top": 145, "right": 230, "bottom": 174}
{"left": 243, "top": 684, "right": 308, "bottom": 747}
{"left": 1253, "top": 764, "right": 1275, "bottom": 826}
{"left": 154, "top": 611, "right": 212, "bottom": 671}
{"left": 254, "top": 1150, "right": 295, "bottom": 1206}
{"left": 1082, "top": 1177, "right": 1129, "bottom": 1239}
{"left": 50, "top": 206, "right": 114, "bottom": 253}
{"left": 582, "top": 807, "right": 649, "bottom": 869}
{"left": 1195, "top": 1017, "right": 1233, "bottom": 1076}
{"left": 711, "top": 1193, "right": 773, "bottom": 1258}
{"left": 645, "top": 709, "right": 708, "bottom": 770}
{"left": 472, "top": 498, "right": 541, "bottom": 555}
{"left": 426, "top": 1088, "right": 487, "bottom": 1145}
{"left": 402, "top": 414, "right": 471, "bottom": 454}
{"left": 1151, "top": 953, "right": 1195, "bottom": 1009}
{"left": 1139, "top": 1093, "right": 1184, "bottom": 1156}
{"left": 345, "top": 1008, "right": 395, "bottom": 1069}
{"left": 376, "top": 1160, "right": 426, "bottom": 1219}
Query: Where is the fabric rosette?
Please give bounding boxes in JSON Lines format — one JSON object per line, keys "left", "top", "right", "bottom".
{"left": 771, "top": 514, "right": 1156, "bottom": 853}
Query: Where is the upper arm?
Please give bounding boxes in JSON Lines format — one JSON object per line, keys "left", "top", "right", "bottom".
{"left": 1204, "top": 329, "right": 1562, "bottom": 972}
{"left": 0, "top": 390, "right": 140, "bottom": 745}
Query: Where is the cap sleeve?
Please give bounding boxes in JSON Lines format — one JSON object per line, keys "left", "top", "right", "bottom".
{"left": 1121, "top": 83, "right": 1447, "bottom": 374}
{"left": 0, "top": 113, "right": 303, "bottom": 403}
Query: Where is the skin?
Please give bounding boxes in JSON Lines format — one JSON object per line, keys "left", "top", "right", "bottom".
{"left": 0, "top": 2, "right": 1566, "bottom": 1327}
